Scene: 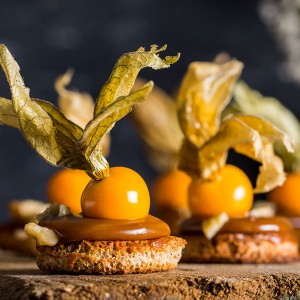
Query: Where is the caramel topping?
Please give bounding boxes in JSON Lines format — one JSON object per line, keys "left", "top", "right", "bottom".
{"left": 180, "top": 216, "right": 294, "bottom": 234}
{"left": 39, "top": 214, "right": 170, "bottom": 242}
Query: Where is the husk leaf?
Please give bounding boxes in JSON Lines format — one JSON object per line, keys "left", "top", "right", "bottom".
{"left": 79, "top": 82, "right": 154, "bottom": 179}
{"left": 0, "top": 44, "right": 177, "bottom": 180}
{"left": 177, "top": 60, "right": 243, "bottom": 147}
{"left": 177, "top": 59, "right": 293, "bottom": 193}
{"left": 225, "top": 115, "right": 293, "bottom": 192}
{"left": 230, "top": 81, "right": 300, "bottom": 172}
{"left": 95, "top": 45, "right": 180, "bottom": 116}
{"left": 55, "top": 69, "right": 111, "bottom": 157}
{"left": 131, "top": 78, "right": 183, "bottom": 172}
{"left": 55, "top": 69, "right": 95, "bottom": 129}
{"left": 181, "top": 114, "right": 294, "bottom": 192}
{"left": 0, "top": 97, "right": 20, "bottom": 129}
{"left": 0, "top": 44, "right": 62, "bottom": 165}
{"left": 196, "top": 117, "right": 262, "bottom": 180}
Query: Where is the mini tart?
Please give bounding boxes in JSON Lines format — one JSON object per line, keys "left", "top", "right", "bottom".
{"left": 35, "top": 214, "right": 186, "bottom": 274}
{"left": 180, "top": 216, "right": 299, "bottom": 263}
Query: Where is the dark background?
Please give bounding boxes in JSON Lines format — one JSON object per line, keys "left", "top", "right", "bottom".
{"left": 0, "top": 0, "right": 299, "bottom": 221}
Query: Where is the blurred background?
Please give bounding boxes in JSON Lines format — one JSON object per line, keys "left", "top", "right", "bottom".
{"left": 0, "top": 0, "right": 299, "bottom": 221}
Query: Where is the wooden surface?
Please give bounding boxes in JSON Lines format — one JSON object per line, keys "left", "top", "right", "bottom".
{"left": 1, "top": 251, "right": 300, "bottom": 300}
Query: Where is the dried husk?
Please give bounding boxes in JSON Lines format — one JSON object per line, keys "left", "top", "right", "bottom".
{"left": 229, "top": 81, "right": 300, "bottom": 172}
{"left": 177, "top": 60, "right": 294, "bottom": 193}
{"left": 0, "top": 44, "right": 179, "bottom": 180}
{"left": 55, "top": 69, "right": 94, "bottom": 128}
{"left": 177, "top": 60, "right": 243, "bottom": 147}
{"left": 131, "top": 78, "right": 183, "bottom": 172}
{"left": 55, "top": 69, "right": 111, "bottom": 157}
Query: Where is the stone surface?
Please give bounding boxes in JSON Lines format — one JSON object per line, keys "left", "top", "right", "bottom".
{"left": 0, "top": 251, "right": 300, "bottom": 299}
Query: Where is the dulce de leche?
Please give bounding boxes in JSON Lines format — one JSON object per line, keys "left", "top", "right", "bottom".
{"left": 180, "top": 216, "right": 298, "bottom": 243}
{"left": 39, "top": 214, "right": 170, "bottom": 242}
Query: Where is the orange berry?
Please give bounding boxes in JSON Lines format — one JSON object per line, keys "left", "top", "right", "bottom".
{"left": 188, "top": 164, "right": 253, "bottom": 218}
{"left": 268, "top": 172, "right": 300, "bottom": 216}
{"left": 47, "top": 169, "right": 91, "bottom": 214}
{"left": 81, "top": 166, "right": 150, "bottom": 219}
{"left": 152, "top": 169, "right": 191, "bottom": 210}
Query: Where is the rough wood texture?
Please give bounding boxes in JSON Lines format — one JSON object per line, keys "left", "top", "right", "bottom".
{"left": 1, "top": 251, "right": 300, "bottom": 299}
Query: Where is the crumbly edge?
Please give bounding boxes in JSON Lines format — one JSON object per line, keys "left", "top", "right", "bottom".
{"left": 181, "top": 232, "right": 299, "bottom": 263}
{"left": 36, "top": 236, "right": 186, "bottom": 274}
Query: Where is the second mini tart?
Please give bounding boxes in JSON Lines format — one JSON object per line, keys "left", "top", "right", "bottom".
{"left": 180, "top": 216, "right": 298, "bottom": 263}
{"left": 227, "top": 81, "right": 300, "bottom": 246}
{"left": 175, "top": 58, "right": 299, "bottom": 263}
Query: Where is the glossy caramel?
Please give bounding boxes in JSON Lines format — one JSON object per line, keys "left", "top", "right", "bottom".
{"left": 180, "top": 216, "right": 296, "bottom": 242}
{"left": 39, "top": 214, "right": 170, "bottom": 242}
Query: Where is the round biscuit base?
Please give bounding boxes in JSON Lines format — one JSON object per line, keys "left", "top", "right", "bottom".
{"left": 36, "top": 236, "right": 186, "bottom": 274}
{"left": 181, "top": 233, "right": 299, "bottom": 263}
